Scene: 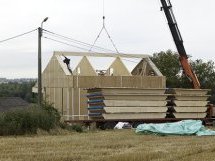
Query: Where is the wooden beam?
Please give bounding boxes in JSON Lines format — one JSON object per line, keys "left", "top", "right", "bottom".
{"left": 54, "top": 51, "right": 149, "bottom": 58}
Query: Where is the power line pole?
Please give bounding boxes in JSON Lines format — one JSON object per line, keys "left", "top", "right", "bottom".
{"left": 38, "top": 17, "right": 48, "bottom": 107}
{"left": 38, "top": 27, "right": 42, "bottom": 107}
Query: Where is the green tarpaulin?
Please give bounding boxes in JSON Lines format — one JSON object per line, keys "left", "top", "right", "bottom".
{"left": 135, "top": 120, "right": 215, "bottom": 136}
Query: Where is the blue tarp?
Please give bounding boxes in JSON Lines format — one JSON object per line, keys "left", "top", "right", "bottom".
{"left": 135, "top": 120, "right": 215, "bottom": 136}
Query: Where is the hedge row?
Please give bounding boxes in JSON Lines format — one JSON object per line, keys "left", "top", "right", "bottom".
{"left": 0, "top": 103, "right": 61, "bottom": 135}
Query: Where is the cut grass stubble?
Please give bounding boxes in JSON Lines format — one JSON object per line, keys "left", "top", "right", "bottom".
{"left": 1, "top": 130, "right": 215, "bottom": 161}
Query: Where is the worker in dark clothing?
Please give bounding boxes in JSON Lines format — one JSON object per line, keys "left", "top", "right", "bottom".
{"left": 62, "top": 55, "right": 72, "bottom": 73}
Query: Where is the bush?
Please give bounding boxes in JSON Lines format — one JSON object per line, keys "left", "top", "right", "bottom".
{"left": 66, "top": 124, "right": 84, "bottom": 133}
{"left": 0, "top": 103, "right": 61, "bottom": 136}
{"left": 41, "top": 102, "right": 61, "bottom": 126}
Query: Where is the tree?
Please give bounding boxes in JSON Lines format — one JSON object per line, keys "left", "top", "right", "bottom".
{"left": 191, "top": 59, "right": 215, "bottom": 104}
{"left": 150, "top": 50, "right": 182, "bottom": 88}
{"left": 191, "top": 59, "right": 215, "bottom": 89}
{"left": 151, "top": 50, "right": 215, "bottom": 103}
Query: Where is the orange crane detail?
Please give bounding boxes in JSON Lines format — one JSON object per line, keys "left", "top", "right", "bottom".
{"left": 160, "top": 0, "right": 201, "bottom": 89}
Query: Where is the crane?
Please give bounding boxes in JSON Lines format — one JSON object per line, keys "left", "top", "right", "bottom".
{"left": 160, "top": 0, "right": 201, "bottom": 89}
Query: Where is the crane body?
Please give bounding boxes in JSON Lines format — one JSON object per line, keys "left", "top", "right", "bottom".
{"left": 160, "top": 0, "right": 201, "bottom": 89}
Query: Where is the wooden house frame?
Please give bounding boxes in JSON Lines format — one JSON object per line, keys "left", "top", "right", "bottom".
{"left": 33, "top": 51, "right": 166, "bottom": 120}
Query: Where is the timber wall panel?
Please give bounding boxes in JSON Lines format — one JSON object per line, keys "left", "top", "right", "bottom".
{"left": 42, "top": 55, "right": 72, "bottom": 88}
{"left": 141, "top": 77, "right": 166, "bottom": 88}
{"left": 44, "top": 76, "right": 166, "bottom": 88}
{"left": 80, "top": 89, "right": 88, "bottom": 119}
{"left": 142, "top": 77, "right": 151, "bottom": 88}
{"left": 49, "top": 88, "right": 55, "bottom": 109}
{"left": 73, "top": 56, "right": 97, "bottom": 76}
{"left": 62, "top": 88, "right": 68, "bottom": 115}
{"left": 43, "top": 76, "right": 166, "bottom": 120}
{"left": 104, "top": 100, "right": 167, "bottom": 107}
{"left": 99, "top": 76, "right": 122, "bottom": 87}
{"left": 104, "top": 107, "right": 167, "bottom": 113}
{"left": 106, "top": 57, "right": 131, "bottom": 76}
{"left": 54, "top": 88, "right": 63, "bottom": 114}
{"left": 103, "top": 113, "right": 166, "bottom": 119}
{"left": 45, "top": 88, "right": 51, "bottom": 104}
{"left": 77, "top": 76, "right": 98, "bottom": 88}
{"left": 73, "top": 88, "right": 80, "bottom": 120}
{"left": 67, "top": 88, "right": 72, "bottom": 119}
{"left": 122, "top": 76, "right": 142, "bottom": 88}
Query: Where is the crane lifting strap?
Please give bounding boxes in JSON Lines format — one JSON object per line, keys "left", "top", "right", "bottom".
{"left": 89, "top": 0, "right": 119, "bottom": 53}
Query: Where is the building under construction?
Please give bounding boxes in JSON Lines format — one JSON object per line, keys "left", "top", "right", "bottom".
{"left": 33, "top": 51, "right": 167, "bottom": 119}
{"left": 33, "top": 51, "right": 209, "bottom": 122}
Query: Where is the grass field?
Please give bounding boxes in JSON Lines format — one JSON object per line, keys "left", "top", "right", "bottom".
{"left": 1, "top": 129, "right": 215, "bottom": 161}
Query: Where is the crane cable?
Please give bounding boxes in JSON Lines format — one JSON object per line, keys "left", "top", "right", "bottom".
{"left": 89, "top": 0, "right": 119, "bottom": 53}
{"left": 42, "top": 28, "right": 142, "bottom": 61}
{"left": 43, "top": 35, "right": 140, "bottom": 64}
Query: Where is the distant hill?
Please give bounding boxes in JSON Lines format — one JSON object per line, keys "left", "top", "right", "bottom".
{"left": 0, "top": 78, "right": 36, "bottom": 84}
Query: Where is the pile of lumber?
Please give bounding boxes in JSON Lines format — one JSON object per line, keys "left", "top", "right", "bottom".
{"left": 166, "top": 89, "right": 210, "bottom": 118}
{"left": 87, "top": 88, "right": 167, "bottom": 120}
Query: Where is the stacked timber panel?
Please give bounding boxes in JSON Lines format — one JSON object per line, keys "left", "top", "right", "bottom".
{"left": 87, "top": 88, "right": 167, "bottom": 120}
{"left": 166, "top": 89, "right": 210, "bottom": 118}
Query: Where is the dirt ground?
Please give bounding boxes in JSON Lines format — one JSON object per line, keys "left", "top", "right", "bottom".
{"left": 1, "top": 129, "right": 215, "bottom": 161}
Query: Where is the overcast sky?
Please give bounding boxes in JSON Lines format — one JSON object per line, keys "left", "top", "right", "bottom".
{"left": 0, "top": 0, "right": 214, "bottom": 78}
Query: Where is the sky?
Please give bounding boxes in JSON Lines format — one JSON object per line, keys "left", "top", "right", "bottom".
{"left": 0, "top": 0, "right": 214, "bottom": 78}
